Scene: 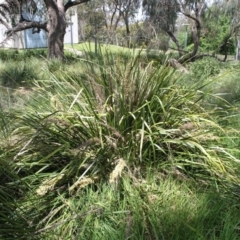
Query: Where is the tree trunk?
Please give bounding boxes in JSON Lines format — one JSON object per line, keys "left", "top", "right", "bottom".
{"left": 237, "top": 39, "right": 240, "bottom": 60}
{"left": 166, "top": 30, "right": 184, "bottom": 57}
{"left": 124, "top": 16, "right": 130, "bottom": 48}
{"left": 191, "top": 25, "right": 200, "bottom": 58}
{"left": 48, "top": 26, "right": 66, "bottom": 60}
{"left": 46, "top": 3, "right": 67, "bottom": 60}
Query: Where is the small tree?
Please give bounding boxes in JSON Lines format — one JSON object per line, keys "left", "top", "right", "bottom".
{"left": 143, "top": 0, "right": 240, "bottom": 62}
{"left": 143, "top": 0, "right": 209, "bottom": 62}
{"left": 0, "top": 0, "right": 90, "bottom": 60}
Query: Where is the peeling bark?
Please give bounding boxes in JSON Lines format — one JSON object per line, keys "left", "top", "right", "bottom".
{"left": 46, "top": 2, "right": 66, "bottom": 60}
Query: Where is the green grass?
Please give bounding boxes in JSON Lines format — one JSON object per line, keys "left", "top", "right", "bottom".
{"left": 65, "top": 42, "right": 183, "bottom": 67}
{"left": 29, "top": 175, "right": 240, "bottom": 239}
{"left": 0, "top": 48, "right": 240, "bottom": 239}
{"left": 65, "top": 42, "right": 137, "bottom": 54}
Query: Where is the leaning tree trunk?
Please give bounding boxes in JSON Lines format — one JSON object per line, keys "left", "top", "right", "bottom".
{"left": 47, "top": 5, "right": 67, "bottom": 60}
{"left": 166, "top": 30, "right": 184, "bottom": 57}
{"left": 178, "top": 19, "right": 201, "bottom": 64}
{"left": 122, "top": 13, "right": 130, "bottom": 48}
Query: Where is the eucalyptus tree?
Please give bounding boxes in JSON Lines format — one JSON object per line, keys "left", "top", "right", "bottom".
{"left": 101, "top": 0, "right": 141, "bottom": 47}
{"left": 222, "top": 0, "right": 240, "bottom": 59}
{"left": 78, "top": 0, "right": 141, "bottom": 47}
{"left": 112, "top": 0, "right": 141, "bottom": 47}
{"left": 77, "top": 0, "right": 106, "bottom": 43}
{"left": 0, "top": 0, "right": 90, "bottom": 60}
{"left": 142, "top": 0, "right": 179, "bottom": 50}
{"left": 101, "top": 0, "right": 123, "bottom": 44}
{"left": 77, "top": 0, "right": 119, "bottom": 44}
{"left": 143, "top": 0, "right": 210, "bottom": 62}
{"left": 201, "top": 0, "right": 240, "bottom": 60}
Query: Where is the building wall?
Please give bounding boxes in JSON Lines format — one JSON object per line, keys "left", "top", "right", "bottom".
{"left": 64, "top": 7, "right": 79, "bottom": 45}
{"left": 24, "top": 29, "right": 47, "bottom": 48}
{"left": 0, "top": 28, "right": 26, "bottom": 49}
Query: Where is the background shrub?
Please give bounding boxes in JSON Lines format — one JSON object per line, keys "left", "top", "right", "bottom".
{"left": 0, "top": 48, "right": 47, "bottom": 61}
{"left": 0, "top": 61, "right": 39, "bottom": 88}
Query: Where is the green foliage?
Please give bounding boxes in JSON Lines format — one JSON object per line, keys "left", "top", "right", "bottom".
{"left": 206, "top": 67, "right": 240, "bottom": 107}
{"left": 0, "top": 165, "right": 36, "bottom": 239}
{"left": 172, "top": 30, "right": 189, "bottom": 49}
{"left": 0, "top": 49, "right": 20, "bottom": 61}
{"left": 0, "top": 48, "right": 47, "bottom": 61}
{"left": 144, "top": 51, "right": 167, "bottom": 65}
{"left": 188, "top": 57, "right": 221, "bottom": 83}
{"left": 47, "top": 59, "right": 66, "bottom": 73}
{"left": 21, "top": 49, "right": 47, "bottom": 59}
{"left": 70, "top": 42, "right": 135, "bottom": 54}
{"left": 3, "top": 51, "right": 239, "bottom": 186}
{"left": 0, "top": 61, "right": 40, "bottom": 87}
{"left": 36, "top": 176, "right": 240, "bottom": 239}
{"left": 201, "top": 14, "right": 235, "bottom": 54}
{"left": 0, "top": 49, "right": 240, "bottom": 238}
{"left": 143, "top": 0, "right": 178, "bottom": 32}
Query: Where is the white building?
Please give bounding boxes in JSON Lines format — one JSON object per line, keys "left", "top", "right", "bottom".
{"left": 65, "top": 7, "right": 79, "bottom": 46}
{"left": 0, "top": 1, "right": 79, "bottom": 49}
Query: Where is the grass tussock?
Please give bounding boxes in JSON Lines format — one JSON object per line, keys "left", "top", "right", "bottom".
{"left": 0, "top": 48, "right": 240, "bottom": 238}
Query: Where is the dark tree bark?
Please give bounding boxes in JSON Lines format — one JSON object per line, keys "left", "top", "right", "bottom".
{"left": 45, "top": 1, "right": 67, "bottom": 59}
{"left": 178, "top": 4, "right": 203, "bottom": 63}
{"left": 122, "top": 13, "right": 130, "bottom": 47}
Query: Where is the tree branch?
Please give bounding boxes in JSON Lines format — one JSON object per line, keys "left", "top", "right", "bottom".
{"left": 6, "top": 20, "right": 48, "bottom": 37}
{"left": 211, "top": 23, "right": 240, "bottom": 61}
{"left": 64, "top": 0, "right": 90, "bottom": 12}
{"left": 0, "top": 18, "right": 11, "bottom": 30}
{"left": 166, "top": 29, "right": 184, "bottom": 57}
{"left": 180, "top": 11, "right": 201, "bottom": 29}
{"left": 191, "top": 53, "right": 226, "bottom": 62}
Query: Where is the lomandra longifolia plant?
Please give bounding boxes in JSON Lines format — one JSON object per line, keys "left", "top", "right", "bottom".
{"left": 1, "top": 50, "right": 239, "bottom": 237}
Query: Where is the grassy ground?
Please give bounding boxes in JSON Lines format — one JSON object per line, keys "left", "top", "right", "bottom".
{"left": 65, "top": 42, "right": 137, "bottom": 54}
{"left": 0, "top": 48, "right": 240, "bottom": 239}
{"left": 39, "top": 175, "right": 240, "bottom": 240}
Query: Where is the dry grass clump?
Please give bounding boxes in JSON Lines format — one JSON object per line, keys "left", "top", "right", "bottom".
{"left": 109, "top": 158, "right": 127, "bottom": 185}
{"left": 36, "top": 174, "right": 64, "bottom": 196}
